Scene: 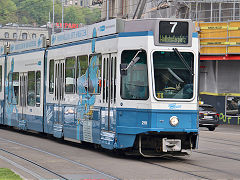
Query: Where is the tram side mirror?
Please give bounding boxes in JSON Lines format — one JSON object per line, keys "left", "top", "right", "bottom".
{"left": 120, "top": 64, "right": 127, "bottom": 76}
{"left": 120, "top": 57, "right": 140, "bottom": 76}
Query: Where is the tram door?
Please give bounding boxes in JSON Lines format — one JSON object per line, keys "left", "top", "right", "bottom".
{"left": 19, "top": 73, "right": 28, "bottom": 120}
{"left": 54, "top": 60, "right": 65, "bottom": 124}
{"left": 102, "top": 53, "right": 117, "bottom": 132}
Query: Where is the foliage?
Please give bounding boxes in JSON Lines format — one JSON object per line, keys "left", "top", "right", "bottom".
{"left": 0, "top": 0, "right": 101, "bottom": 26}
{"left": 0, "top": 168, "right": 22, "bottom": 180}
{"left": 0, "top": 0, "right": 18, "bottom": 24}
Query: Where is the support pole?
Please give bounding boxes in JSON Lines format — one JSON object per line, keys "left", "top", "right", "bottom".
{"left": 62, "top": 0, "right": 64, "bottom": 32}
{"left": 53, "top": 0, "right": 54, "bottom": 34}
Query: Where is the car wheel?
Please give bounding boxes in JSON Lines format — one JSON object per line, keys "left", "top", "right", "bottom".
{"left": 208, "top": 127, "right": 215, "bottom": 131}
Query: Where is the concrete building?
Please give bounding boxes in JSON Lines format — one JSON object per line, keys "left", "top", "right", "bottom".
{"left": 0, "top": 24, "right": 49, "bottom": 46}
{"left": 64, "top": 0, "right": 102, "bottom": 7}
{"left": 101, "top": 0, "right": 240, "bottom": 22}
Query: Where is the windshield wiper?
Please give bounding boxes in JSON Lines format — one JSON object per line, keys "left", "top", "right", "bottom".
{"left": 173, "top": 48, "right": 193, "bottom": 75}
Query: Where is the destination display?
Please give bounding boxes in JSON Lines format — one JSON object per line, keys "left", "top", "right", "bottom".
{"left": 159, "top": 21, "right": 189, "bottom": 44}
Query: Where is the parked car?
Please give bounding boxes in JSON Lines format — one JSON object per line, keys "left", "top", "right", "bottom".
{"left": 199, "top": 104, "right": 219, "bottom": 131}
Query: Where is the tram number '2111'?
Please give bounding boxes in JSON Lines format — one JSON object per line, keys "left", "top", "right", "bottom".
{"left": 170, "top": 22, "right": 178, "bottom": 33}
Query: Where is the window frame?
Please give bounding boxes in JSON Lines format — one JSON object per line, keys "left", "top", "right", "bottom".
{"left": 65, "top": 56, "right": 76, "bottom": 94}
{"left": 120, "top": 49, "right": 149, "bottom": 100}
{"left": 49, "top": 59, "right": 54, "bottom": 94}
{"left": 27, "top": 71, "right": 36, "bottom": 106}
{"left": 88, "top": 54, "right": 102, "bottom": 95}
{"left": 36, "top": 71, "right": 41, "bottom": 106}
{"left": 152, "top": 50, "right": 195, "bottom": 101}
{"left": 76, "top": 55, "right": 88, "bottom": 94}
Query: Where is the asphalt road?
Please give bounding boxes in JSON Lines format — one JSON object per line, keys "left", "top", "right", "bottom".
{"left": 0, "top": 125, "right": 240, "bottom": 180}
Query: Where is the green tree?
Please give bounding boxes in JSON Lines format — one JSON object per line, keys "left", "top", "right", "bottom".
{"left": 0, "top": 0, "right": 18, "bottom": 24}
{"left": 17, "top": 0, "right": 52, "bottom": 25}
{"left": 64, "top": 6, "right": 86, "bottom": 25}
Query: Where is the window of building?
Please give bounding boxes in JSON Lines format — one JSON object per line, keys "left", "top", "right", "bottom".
{"left": 80, "top": 0, "right": 83, "bottom": 6}
{"left": 27, "top": 71, "right": 36, "bottom": 106}
{"left": 49, "top": 60, "right": 54, "bottom": 93}
{"left": 22, "top": 33, "right": 27, "bottom": 40}
{"left": 65, "top": 57, "right": 76, "bottom": 93}
{"left": 4, "top": 32, "right": 9, "bottom": 38}
{"left": 32, "top": 33, "right": 36, "bottom": 39}
{"left": 13, "top": 33, "right": 17, "bottom": 39}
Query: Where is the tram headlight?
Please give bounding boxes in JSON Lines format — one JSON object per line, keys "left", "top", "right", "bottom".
{"left": 170, "top": 116, "right": 179, "bottom": 127}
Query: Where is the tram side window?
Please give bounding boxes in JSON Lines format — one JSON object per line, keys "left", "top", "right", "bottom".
{"left": 36, "top": 71, "right": 41, "bottom": 105}
{"left": 89, "top": 54, "right": 102, "bottom": 94}
{"left": 0, "top": 66, "right": 2, "bottom": 92}
{"left": 27, "top": 71, "right": 36, "bottom": 106}
{"left": 120, "top": 50, "right": 149, "bottom": 100}
{"left": 49, "top": 60, "right": 54, "bottom": 93}
{"left": 76, "top": 55, "right": 88, "bottom": 93}
{"left": 12, "top": 72, "right": 19, "bottom": 105}
{"left": 65, "top": 57, "right": 76, "bottom": 94}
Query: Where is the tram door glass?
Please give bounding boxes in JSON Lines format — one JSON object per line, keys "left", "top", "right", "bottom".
{"left": 102, "top": 53, "right": 117, "bottom": 131}
{"left": 19, "top": 73, "right": 27, "bottom": 119}
{"left": 54, "top": 60, "right": 65, "bottom": 123}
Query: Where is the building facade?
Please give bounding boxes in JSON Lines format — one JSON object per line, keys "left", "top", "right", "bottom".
{"left": 64, "top": 0, "right": 102, "bottom": 7}
{"left": 101, "top": 0, "right": 240, "bottom": 21}
{"left": 0, "top": 25, "right": 49, "bottom": 46}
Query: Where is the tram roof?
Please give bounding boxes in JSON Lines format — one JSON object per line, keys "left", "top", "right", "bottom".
{"left": 50, "top": 18, "right": 194, "bottom": 47}
{"left": 7, "top": 18, "right": 194, "bottom": 54}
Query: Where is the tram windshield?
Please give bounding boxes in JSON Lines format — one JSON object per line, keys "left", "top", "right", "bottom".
{"left": 153, "top": 51, "right": 194, "bottom": 99}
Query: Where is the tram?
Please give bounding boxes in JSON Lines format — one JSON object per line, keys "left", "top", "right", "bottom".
{"left": 0, "top": 18, "right": 199, "bottom": 156}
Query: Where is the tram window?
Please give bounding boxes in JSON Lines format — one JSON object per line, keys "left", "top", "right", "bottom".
{"left": 0, "top": 66, "right": 2, "bottom": 92}
{"left": 36, "top": 71, "right": 41, "bottom": 105}
{"left": 76, "top": 55, "right": 88, "bottom": 93}
{"left": 12, "top": 72, "right": 19, "bottom": 105}
{"left": 65, "top": 57, "right": 76, "bottom": 93}
{"left": 89, "top": 54, "right": 102, "bottom": 94}
{"left": 120, "top": 50, "right": 149, "bottom": 100}
{"left": 27, "top": 71, "right": 36, "bottom": 106}
{"left": 49, "top": 60, "right": 54, "bottom": 93}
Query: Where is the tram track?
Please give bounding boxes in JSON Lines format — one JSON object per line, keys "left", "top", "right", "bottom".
{"left": 0, "top": 148, "right": 67, "bottom": 179}
{"left": 140, "top": 152, "right": 240, "bottom": 180}
{"left": 140, "top": 158, "right": 211, "bottom": 180}
{"left": 0, "top": 137, "right": 120, "bottom": 180}
{"left": 200, "top": 136, "right": 240, "bottom": 146}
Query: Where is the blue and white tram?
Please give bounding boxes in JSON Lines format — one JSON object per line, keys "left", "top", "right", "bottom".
{"left": 1, "top": 18, "right": 199, "bottom": 156}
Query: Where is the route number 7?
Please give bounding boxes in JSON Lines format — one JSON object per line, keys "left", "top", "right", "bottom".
{"left": 170, "top": 22, "right": 178, "bottom": 33}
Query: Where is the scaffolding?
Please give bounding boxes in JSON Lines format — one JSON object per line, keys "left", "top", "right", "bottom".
{"left": 176, "top": 0, "right": 240, "bottom": 22}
